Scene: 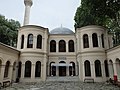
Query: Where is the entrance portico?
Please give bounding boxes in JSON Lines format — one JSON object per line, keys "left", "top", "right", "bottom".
{"left": 51, "top": 63, "right": 73, "bottom": 76}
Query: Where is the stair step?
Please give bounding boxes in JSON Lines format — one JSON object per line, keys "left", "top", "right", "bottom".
{"left": 46, "top": 76, "right": 79, "bottom": 81}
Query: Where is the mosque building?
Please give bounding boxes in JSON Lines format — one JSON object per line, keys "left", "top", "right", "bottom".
{"left": 0, "top": 0, "right": 120, "bottom": 84}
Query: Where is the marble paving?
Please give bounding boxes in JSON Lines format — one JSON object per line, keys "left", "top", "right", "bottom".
{"left": 1, "top": 81, "right": 120, "bottom": 90}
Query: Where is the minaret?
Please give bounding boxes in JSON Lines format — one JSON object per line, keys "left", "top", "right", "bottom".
{"left": 23, "top": 0, "right": 33, "bottom": 25}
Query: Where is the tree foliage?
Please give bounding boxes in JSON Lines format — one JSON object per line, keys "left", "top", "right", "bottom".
{"left": 0, "top": 15, "right": 20, "bottom": 47}
{"left": 74, "top": 0, "right": 120, "bottom": 46}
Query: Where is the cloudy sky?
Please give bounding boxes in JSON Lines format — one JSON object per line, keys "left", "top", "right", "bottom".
{"left": 0, "top": 0, "right": 80, "bottom": 31}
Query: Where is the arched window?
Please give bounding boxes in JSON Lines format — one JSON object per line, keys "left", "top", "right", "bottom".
{"left": 4, "top": 61, "right": 10, "bottom": 78}
{"left": 50, "top": 62, "right": 56, "bottom": 76}
{"left": 21, "top": 35, "right": 24, "bottom": 49}
{"left": 92, "top": 33, "right": 98, "bottom": 47}
{"left": 50, "top": 40, "right": 56, "bottom": 52}
{"left": 84, "top": 60, "right": 91, "bottom": 76}
{"left": 37, "top": 35, "right": 42, "bottom": 49}
{"left": 35, "top": 61, "right": 41, "bottom": 77}
{"left": 25, "top": 61, "right": 31, "bottom": 77}
{"left": 18, "top": 61, "right": 22, "bottom": 78}
{"left": 69, "top": 62, "right": 75, "bottom": 76}
{"left": 59, "top": 40, "right": 66, "bottom": 52}
{"left": 101, "top": 34, "right": 104, "bottom": 48}
{"left": 0, "top": 60, "right": 2, "bottom": 75}
{"left": 27, "top": 34, "right": 33, "bottom": 48}
{"left": 95, "top": 60, "right": 102, "bottom": 77}
{"left": 83, "top": 34, "right": 89, "bottom": 48}
{"left": 104, "top": 60, "right": 109, "bottom": 77}
{"left": 68, "top": 40, "right": 74, "bottom": 52}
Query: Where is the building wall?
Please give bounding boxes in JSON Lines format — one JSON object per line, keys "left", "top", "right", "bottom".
{"left": 17, "top": 25, "right": 48, "bottom": 82}
{"left": 1, "top": 25, "right": 120, "bottom": 83}
{"left": 107, "top": 45, "right": 120, "bottom": 80}
{"left": 0, "top": 43, "right": 19, "bottom": 84}
{"left": 76, "top": 25, "right": 108, "bottom": 82}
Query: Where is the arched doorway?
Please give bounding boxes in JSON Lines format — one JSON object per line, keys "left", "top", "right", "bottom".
{"left": 35, "top": 61, "right": 41, "bottom": 77}
{"left": 18, "top": 61, "right": 22, "bottom": 78}
{"left": 95, "top": 60, "right": 102, "bottom": 77}
{"left": 69, "top": 62, "right": 75, "bottom": 76}
{"left": 84, "top": 60, "right": 91, "bottom": 76}
{"left": 59, "top": 61, "right": 66, "bottom": 76}
{"left": 104, "top": 60, "right": 109, "bottom": 77}
{"left": 4, "top": 61, "right": 10, "bottom": 78}
{"left": 109, "top": 60, "right": 114, "bottom": 78}
{"left": 24, "top": 61, "right": 31, "bottom": 77}
{"left": 50, "top": 62, "right": 56, "bottom": 76}
{"left": 116, "top": 58, "right": 120, "bottom": 79}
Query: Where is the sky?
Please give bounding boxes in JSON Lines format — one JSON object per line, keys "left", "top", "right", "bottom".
{"left": 0, "top": 0, "right": 80, "bottom": 31}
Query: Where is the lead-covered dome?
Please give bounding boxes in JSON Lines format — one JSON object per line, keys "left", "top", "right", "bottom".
{"left": 50, "top": 27, "right": 74, "bottom": 34}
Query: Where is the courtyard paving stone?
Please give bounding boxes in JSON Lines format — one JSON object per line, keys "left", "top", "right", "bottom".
{"left": 1, "top": 81, "right": 120, "bottom": 90}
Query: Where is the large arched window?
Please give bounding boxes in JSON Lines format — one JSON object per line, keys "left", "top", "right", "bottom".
{"left": 59, "top": 40, "right": 66, "bottom": 52}
{"left": 0, "top": 60, "right": 2, "bottom": 75}
{"left": 50, "top": 62, "right": 56, "bottom": 76}
{"left": 50, "top": 40, "right": 56, "bottom": 52}
{"left": 101, "top": 34, "right": 104, "bottom": 48}
{"left": 68, "top": 40, "right": 74, "bottom": 52}
{"left": 35, "top": 61, "right": 41, "bottom": 77}
{"left": 21, "top": 35, "right": 24, "bottom": 49}
{"left": 83, "top": 34, "right": 89, "bottom": 48}
{"left": 18, "top": 61, "right": 22, "bottom": 78}
{"left": 69, "top": 62, "right": 75, "bottom": 76}
{"left": 37, "top": 35, "right": 42, "bottom": 49}
{"left": 27, "top": 34, "right": 33, "bottom": 48}
{"left": 95, "top": 60, "right": 102, "bottom": 77}
{"left": 92, "top": 33, "right": 98, "bottom": 47}
{"left": 84, "top": 60, "right": 91, "bottom": 76}
{"left": 4, "top": 61, "right": 10, "bottom": 78}
{"left": 104, "top": 60, "right": 109, "bottom": 77}
{"left": 25, "top": 61, "right": 31, "bottom": 77}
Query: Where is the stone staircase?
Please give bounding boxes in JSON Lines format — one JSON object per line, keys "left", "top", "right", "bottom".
{"left": 46, "top": 76, "right": 79, "bottom": 82}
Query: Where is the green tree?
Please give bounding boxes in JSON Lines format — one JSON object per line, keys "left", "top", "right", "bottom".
{"left": 74, "top": 0, "right": 120, "bottom": 46}
{"left": 0, "top": 15, "right": 20, "bottom": 47}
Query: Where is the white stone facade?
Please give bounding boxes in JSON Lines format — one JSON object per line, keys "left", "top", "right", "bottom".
{"left": 0, "top": 0, "right": 120, "bottom": 84}
{"left": 0, "top": 25, "right": 120, "bottom": 84}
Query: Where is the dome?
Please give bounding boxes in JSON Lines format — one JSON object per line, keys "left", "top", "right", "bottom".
{"left": 50, "top": 27, "right": 74, "bottom": 34}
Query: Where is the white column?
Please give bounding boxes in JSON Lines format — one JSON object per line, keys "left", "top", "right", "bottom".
{"left": 91, "top": 62, "right": 95, "bottom": 78}
{"left": 21, "top": 64, "right": 25, "bottom": 79}
{"left": 33, "top": 36, "right": 37, "bottom": 49}
{"left": 42, "top": 55, "right": 47, "bottom": 81}
{"left": 17, "top": 34, "right": 21, "bottom": 49}
{"left": 66, "top": 42, "right": 68, "bottom": 52}
{"left": 75, "top": 64, "right": 78, "bottom": 76}
{"left": 98, "top": 36, "right": 102, "bottom": 47}
{"left": 56, "top": 66, "right": 59, "bottom": 76}
{"left": 0, "top": 65, "right": 5, "bottom": 81}
{"left": 24, "top": 36, "right": 27, "bottom": 49}
{"left": 67, "top": 66, "right": 69, "bottom": 76}
{"left": 56, "top": 42, "right": 58, "bottom": 52}
{"left": 9, "top": 65, "right": 13, "bottom": 81}
{"left": 31, "top": 64, "right": 35, "bottom": 79}
{"left": 89, "top": 35, "right": 93, "bottom": 48}
{"left": 101, "top": 62, "right": 106, "bottom": 81}
{"left": 108, "top": 63, "right": 114, "bottom": 78}
{"left": 113, "top": 63, "right": 117, "bottom": 75}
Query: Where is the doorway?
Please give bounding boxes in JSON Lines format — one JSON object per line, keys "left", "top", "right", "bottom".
{"left": 59, "top": 61, "right": 66, "bottom": 76}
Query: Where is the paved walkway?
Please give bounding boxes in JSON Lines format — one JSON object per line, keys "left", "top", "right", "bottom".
{"left": 1, "top": 81, "right": 120, "bottom": 90}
